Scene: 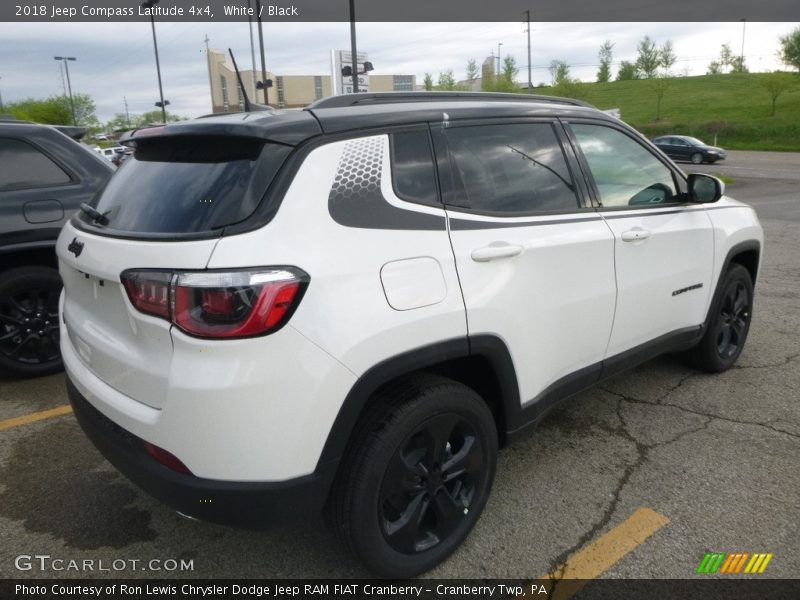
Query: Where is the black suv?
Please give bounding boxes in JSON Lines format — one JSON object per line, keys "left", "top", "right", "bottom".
{"left": 0, "top": 120, "right": 113, "bottom": 377}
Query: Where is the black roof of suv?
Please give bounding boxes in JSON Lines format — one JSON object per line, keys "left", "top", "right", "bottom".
{"left": 127, "top": 92, "right": 614, "bottom": 146}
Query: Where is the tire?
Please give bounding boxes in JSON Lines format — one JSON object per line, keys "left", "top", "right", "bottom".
{"left": 691, "top": 152, "right": 704, "bottom": 165}
{"left": 0, "top": 266, "right": 63, "bottom": 378}
{"left": 685, "top": 264, "right": 753, "bottom": 372}
{"left": 327, "top": 373, "right": 498, "bottom": 577}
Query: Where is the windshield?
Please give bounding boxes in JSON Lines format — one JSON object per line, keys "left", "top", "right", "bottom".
{"left": 79, "top": 135, "right": 291, "bottom": 235}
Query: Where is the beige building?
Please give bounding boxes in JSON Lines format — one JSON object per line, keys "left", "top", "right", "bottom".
{"left": 207, "top": 49, "right": 415, "bottom": 112}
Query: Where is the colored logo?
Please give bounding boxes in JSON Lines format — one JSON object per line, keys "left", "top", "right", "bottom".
{"left": 696, "top": 552, "right": 773, "bottom": 574}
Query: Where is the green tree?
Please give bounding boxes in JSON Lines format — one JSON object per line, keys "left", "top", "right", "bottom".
{"left": 719, "top": 43, "right": 734, "bottom": 73}
{"left": 635, "top": 36, "right": 677, "bottom": 78}
{"left": 635, "top": 36, "right": 661, "bottom": 78}
{"left": 106, "top": 112, "right": 133, "bottom": 131}
{"left": 707, "top": 61, "right": 722, "bottom": 75}
{"left": 437, "top": 70, "right": 457, "bottom": 90}
{"left": 482, "top": 56, "right": 519, "bottom": 92}
{"left": 616, "top": 60, "right": 640, "bottom": 81}
{"left": 597, "top": 40, "right": 614, "bottom": 83}
{"left": 7, "top": 94, "right": 98, "bottom": 126}
{"left": 659, "top": 40, "right": 677, "bottom": 73}
{"left": 730, "top": 56, "right": 749, "bottom": 73}
{"left": 423, "top": 73, "right": 434, "bottom": 91}
{"left": 549, "top": 60, "right": 571, "bottom": 85}
{"left": 778, "top": 26, "right": 800, "bottom": 71}
{"left": 136, "top": 110, "right": 185, "bottom": 125}
{"left": 499, "top": 56, "right": 519, "bottom": 88}
{"left": 649, "top": 76, "right": 671, "bottom": 121}
{"left": 760, "top": 72, "right": 794, "bottom": 116}
{"left": 465, "top": 59, "right": 480, "bottom": 86}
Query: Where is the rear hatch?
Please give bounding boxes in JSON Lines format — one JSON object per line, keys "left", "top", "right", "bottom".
{"left": 57, "top": 133, "right": 292, "bottom": 409}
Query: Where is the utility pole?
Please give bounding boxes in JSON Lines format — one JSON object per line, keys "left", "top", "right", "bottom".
{"left": 58, "top": 61, "right": 66, "bottom": 95}
{"left": 123, "top": 96, "right": 131, "bottom": 129}
{"left": 142, "top": 0, "right": 168, "bottom": 123}
{"left": 349, "top": 0, "right": 359, "bottom": 93}
{"left": 254, "top": 0, "right": 268, "bottom": 104}
{"left": 740, "top": 18, "right": 746, "bottom": 70}
{"left": 54, "top": 56, "right": 77, "bottom": 125}
{"left": 204, "top": 34, "right": 215, "bottom": 111}
{"left": 247, "top": 0, "right": 258, "bottom": 95}
{"left": 524, "top": 10, "right": 532, "bottom": 93}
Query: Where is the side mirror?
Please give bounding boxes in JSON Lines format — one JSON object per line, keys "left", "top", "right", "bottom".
{"left": 687, "top": 173, "right": 724, "bottom": 203}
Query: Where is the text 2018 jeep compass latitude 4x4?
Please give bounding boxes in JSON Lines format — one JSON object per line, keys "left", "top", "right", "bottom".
{"left": 58, "top": 92, "right": 763, "bottom": 577}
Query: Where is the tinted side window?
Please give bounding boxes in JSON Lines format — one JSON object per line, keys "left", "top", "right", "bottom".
{"left": 444, "top": 123, "right": 579, "bottom": 214}
{"left": 570, "top": 124, "right": 679, "bottom": 208}
{"left": 0, "top": 138, "right": 71, "bottom": 190}
{"left": 390, "top": 131, "right": 438, "bottom": 205}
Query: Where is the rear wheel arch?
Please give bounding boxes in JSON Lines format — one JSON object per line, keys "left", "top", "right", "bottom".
{"left": 317, "top": 336, "right": 520, "bottom": 490}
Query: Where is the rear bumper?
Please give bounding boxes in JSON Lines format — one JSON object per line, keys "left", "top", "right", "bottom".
{"left": 67, "top": 377, "right": 337, "bottom": 528}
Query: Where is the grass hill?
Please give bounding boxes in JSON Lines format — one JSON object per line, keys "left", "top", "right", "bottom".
{"left": 537, "top": 73, "right": 800, "bottom": 151}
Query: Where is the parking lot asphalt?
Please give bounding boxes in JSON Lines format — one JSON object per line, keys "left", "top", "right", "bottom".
{"left": 1, "top": 159, "right": 798, "bottom": 582}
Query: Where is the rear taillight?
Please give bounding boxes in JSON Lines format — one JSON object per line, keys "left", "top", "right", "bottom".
{"left": 121, "top": 271, "right": 172, "bottom": 319}
{"left": 121, "top": 268, "right": 308, "bottom": 339}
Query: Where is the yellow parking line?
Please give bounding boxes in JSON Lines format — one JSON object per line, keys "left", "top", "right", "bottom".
{"left": 524, "top": 507, "right": 670, "bottom": 599}
{"left": 0, "top": 405, "right": 73, "bottom": 431}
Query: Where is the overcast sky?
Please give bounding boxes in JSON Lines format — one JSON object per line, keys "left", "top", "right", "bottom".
{"left": 0, "top": 21, "right": 796, "bottom": 123}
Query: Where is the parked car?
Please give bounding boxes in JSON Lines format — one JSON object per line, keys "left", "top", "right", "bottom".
{"left": 652, "top": 135, "right": 727, "bottom": 164}
{"left": 110, "top": 146, "right": 134, "bottom": 168}
{"left": 0, "top": 120, "right": 114, "bottom": 376}
{"left": 59, "top": 92, "right": 762, "bottom": 577}
{"left": 94, "top": 145, "right": 125, "bottom": 161}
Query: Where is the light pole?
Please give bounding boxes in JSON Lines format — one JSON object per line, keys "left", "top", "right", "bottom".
{"left": 141, "top": 0, "right": 168, "bottom": 123}
{"left": 254, "top": 0, "right": 269, "bottom": 104}
{"left": 53, "top": 56, "right": 76, "bottom": 125}
{"left": 496, "top": 42, "right": 503, "bottom": 77}
{"left": 349, "top": 0, "right": 359, "bottom": 93}
{"left": 247, "top": 0, "right": 258, "bottom": 96}
{"left": 524, "top": 10, "right": 532, "bottom": 92}
{"left": 739, "top": 18, "right": 746, "bottom": 71}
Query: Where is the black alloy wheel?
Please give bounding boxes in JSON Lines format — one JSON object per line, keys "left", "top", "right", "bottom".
{"left": 0, "top": 267, "right": 63, "bottom": 377}
{"left": 685, "top": 264, "right": 754, "bottom": 373}
{"left": 715, "top": 279, "right": 750, "bottom": 360}
{"left": 379, "top": 412, "right": 484, "bottom": 554}
{"left": 327, "top": 374, "right": 497, "bottom": 577}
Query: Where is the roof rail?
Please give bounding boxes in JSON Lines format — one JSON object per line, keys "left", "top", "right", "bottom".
{"left": 307, "top": 91, "right": 594, "bottom": 110}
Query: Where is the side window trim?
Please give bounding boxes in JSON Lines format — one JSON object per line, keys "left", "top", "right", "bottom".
{"left": 561, "top": 118, "right": 688, "bottom": 212}
{"left": 430, "top": 118, "right": 592, "bottom": 219}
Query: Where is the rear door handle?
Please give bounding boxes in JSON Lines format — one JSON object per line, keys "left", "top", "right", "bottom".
{"left": 621, "top": 228, "right": 652, "bottom": 242}
{"left": 470, "top": 243, "right": 524, "bottom": 262}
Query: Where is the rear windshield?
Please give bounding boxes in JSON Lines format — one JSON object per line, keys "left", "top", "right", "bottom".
{"left": 79, "top": 135, "right": 291, "bottom": 235}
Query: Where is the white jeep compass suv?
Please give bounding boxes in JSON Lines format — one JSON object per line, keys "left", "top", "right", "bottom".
{"left": 57, "top": 92, "right": 763, "bottom": 577}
